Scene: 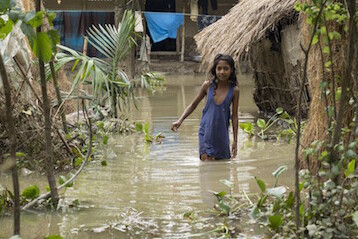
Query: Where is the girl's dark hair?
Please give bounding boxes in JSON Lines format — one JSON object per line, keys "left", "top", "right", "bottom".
{"left": 209, "top": 54, "right": 238, "bottom": 95}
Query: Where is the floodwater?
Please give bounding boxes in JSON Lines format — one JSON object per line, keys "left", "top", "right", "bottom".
{"left": 0, "top": 73, "right": 294, "bottom": 238}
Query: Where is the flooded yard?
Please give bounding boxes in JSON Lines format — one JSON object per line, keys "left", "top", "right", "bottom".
{"left": 0, "top": 73, "right": 294, "bottom": 238}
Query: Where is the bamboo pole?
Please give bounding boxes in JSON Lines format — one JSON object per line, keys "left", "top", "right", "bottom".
{"left": 129, "top": 0, "right": 136, "bottom": 79}
{"left": 82, "top": 37, "right": 88, "bottom": 56}
{"left": 181, "top": 0, "right": 186, "bottom": 62}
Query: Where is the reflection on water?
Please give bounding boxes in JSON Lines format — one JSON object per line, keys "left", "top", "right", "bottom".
{"left": 0, "top": 73, "right": 294, "bottom": 238}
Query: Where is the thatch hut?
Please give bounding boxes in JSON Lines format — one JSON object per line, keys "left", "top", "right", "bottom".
{"left": 194, "top": 0, "right": 309, "bottom": 116}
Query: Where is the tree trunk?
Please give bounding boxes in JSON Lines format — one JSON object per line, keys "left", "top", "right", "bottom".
{"left": 331, "top": 0, "right": 356, "bottom": 163}
{"left": 0, "top": 51, "right": 20, "bottom": 235}
{"left": 50, "top": 60, "right": 68, "bottom": 134}
{"left": 36, "top": 0, "right": 59, "bottom": 206}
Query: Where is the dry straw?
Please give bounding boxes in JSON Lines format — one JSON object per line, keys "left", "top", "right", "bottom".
{"left": 194, "top": 0, "right": 297, "bottom": 70}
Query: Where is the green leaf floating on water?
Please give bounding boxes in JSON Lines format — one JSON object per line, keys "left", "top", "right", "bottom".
{"left": 239, "top": 122, "right": 254, "bottom": 135}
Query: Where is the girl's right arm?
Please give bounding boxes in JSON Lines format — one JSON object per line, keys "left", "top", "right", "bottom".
{"left": 171, "top": 81, "right": 210, "bottom": 131}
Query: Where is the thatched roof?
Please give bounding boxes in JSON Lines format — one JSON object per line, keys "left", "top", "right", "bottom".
{"left": 194, "top": 0, "right": 297, "bottom": 70}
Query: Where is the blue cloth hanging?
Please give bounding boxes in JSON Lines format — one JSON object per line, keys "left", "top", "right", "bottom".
{"left": 144, "top": 12, "right": 184, "bottom": 43}
{"left": 197, "top": 15, "right": 221, "bottom": 31}
{"left": 53, "top": 11, "right": 114, "bottom": 57}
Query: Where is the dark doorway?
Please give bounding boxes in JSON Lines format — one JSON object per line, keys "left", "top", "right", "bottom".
{"left": 145, "top": 0, "right": 177, "bottom": 51}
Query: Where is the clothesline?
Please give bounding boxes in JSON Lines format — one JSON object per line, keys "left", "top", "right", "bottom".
{"left": 142, "top": 11, "right": 222, "bottom": 17}
{"left": 52, "top": 10, "right": 222, "bottom": 17}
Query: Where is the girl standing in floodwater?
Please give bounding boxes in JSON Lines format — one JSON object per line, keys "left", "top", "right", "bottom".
{"left": 171, "top": 54, "right": 239, "bottom": 161}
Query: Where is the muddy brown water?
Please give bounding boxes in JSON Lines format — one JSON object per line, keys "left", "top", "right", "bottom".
{"left": 0, "top": 74, "right": 294, "bottom": 238}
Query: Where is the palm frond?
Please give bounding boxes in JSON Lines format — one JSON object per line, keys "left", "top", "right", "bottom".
{"left": 52, "top": 10, "right": 138, "bottom": 117}
{"left": 86, "top": 29, "right": 115, "bottom": 59}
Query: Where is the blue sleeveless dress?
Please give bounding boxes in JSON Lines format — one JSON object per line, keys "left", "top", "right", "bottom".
{"left": 199, "top": 82, "right": 234, "bottom": 159}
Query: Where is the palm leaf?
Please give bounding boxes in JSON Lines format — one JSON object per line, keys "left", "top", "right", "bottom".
{"left": 86, "top": 31, "right": 114, "bottom": 59}
{"left": 51, "top": 10, "right": 137, "bottom": 117}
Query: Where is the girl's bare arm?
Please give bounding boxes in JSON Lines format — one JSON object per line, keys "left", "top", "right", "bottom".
{"left": 171, "top": 81, "right": 210, "bottom": 131}
{"left": 231, "top": 86, "right": 240, "bottom": 158}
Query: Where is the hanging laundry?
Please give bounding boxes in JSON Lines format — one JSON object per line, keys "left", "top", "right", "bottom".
{"left": 211, "top": 0, "right": 218, "bottom": 10}
{"left": 62, "top": 12, "right": 83, "bottom": 52}
{"left": 135, "top": 11, "right": 143, "bottom": 32}
{"left": 53, "top": 11, "right": 114, "bottom": 57}
{"left": 198, "top": 0, "right": 218, "bottom": 14}
{"left": 198, "top": 0, "right": 208, "bottom": 15}
{"left": 190, "top": 0, "right": 199, "bottom": 22}
{"left": 144, "top": 12, "right": 184, "bottom": 43}
{"left": 139, "top": 34, "right": 151, "bottom": 63}
{"left": 197, "top": 15, "right": 221, "bottom": 31}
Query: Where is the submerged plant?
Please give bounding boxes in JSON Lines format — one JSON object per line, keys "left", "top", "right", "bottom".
{"left": 249, "top": 165, "right": 288, "bottom": 222}
{"left": 239, "top": 108, "right": 305, "bottom": 143}
{"left": 135, "top": 122, "right": 165, "bottom": 144}
{"left": 139, "top": 72, "right": 166, "bottom": 93}
{"left": 256, "top": 107, "right": 284, "bottom": 139}
{"left": 0, "top": 185, "right": 14, "bottom": 215}
{"left": 239, "top": 122, "right": 254, "bottom": 137}
{"left": 82, "top": 207, "right": 159, "bottom": 236}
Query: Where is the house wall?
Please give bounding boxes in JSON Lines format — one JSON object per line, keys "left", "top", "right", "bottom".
{"left": 44, "top": 0, "right": 235, "bottom": 37}
{"left": 249, "top": 23, "right": 308, "bottom": 115}
{"left": 44, "top": 0, "right": 236, "bottom": 56}
{"left": 281, "top": 23, "right": 309, "bottom": 115}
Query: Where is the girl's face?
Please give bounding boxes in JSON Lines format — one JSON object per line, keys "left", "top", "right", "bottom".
{"left": 215, "top": 60, "right": 232, "bottom": 82}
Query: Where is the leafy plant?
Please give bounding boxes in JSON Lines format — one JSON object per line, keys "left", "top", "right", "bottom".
{"left": 277, "top": 110, "right": 307, "bottom": 143}
{"left": 58, "top": 174, "right": 74, "bottom": 188}
{"left": 268, "top": 214, "right": 283, "bottom": 231}
{"left": 1, "top": 3, "right": 60, "bottom": 62}
{"left": 139, "top": 72, "right": 166, "bottom": 93}
{"left": 256, "top": 107, "right": 283, "bottom": 139}
{"left": 239, "top": 122, "right": 254, "bottom": 137}
{"left": 52, "top": 11, "right": 137, "bottom": 118}
{"left": 214, "top": 191, "right": 232, "bottom": 216}
{"left": 0, "top": 184, "right": 13, "bottom": 215}
{"left": 250, "top": 165, "right": 287, "bottom": 220}
{"left": 135, "top": 122, "right": 165, "bottom": 144}
{"left": 21, "top": 185, "right": 40, "bottom": 201}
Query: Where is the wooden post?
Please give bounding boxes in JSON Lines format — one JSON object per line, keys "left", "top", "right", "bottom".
{"left": 115, "top": 0, "right": 126, "bottom": 26}
{"left": 176, "top": 29, "right": 180, "bottom": 54}
{"left": 80, "top": 37, "right": 88, "bottom": 109}
{"left": 129, "top": 0, "right": 136, "bottom": 79}
{"left": 139, "top": 0, "right": 149, "bottom": 68}
{"left": 82, "top": 37, "right": 88, "bottom": 56}
{"left": 180, "top": 0, "right": 185, "bottom": 62}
